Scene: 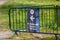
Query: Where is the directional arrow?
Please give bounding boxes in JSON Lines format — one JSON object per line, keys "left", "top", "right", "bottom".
{"left": 30, "top": 16, "right": 35, "bottom": 21}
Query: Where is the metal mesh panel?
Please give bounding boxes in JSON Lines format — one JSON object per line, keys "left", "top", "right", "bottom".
{"left": 9, "top": 6, "right": 60, "bottom": 35}
{"left": 9, "top": 8, "right": 27, "bottom": 31}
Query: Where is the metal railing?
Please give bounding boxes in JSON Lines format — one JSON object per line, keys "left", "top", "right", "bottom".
{"left": 9, "top": 5, "right": 60, "bottom": 40}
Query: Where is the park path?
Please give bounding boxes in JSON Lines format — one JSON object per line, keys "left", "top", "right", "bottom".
{"left": 0, "top": 31, "right": 14, "bottom": 40}
{"left": 0, "top": 31, "right": 54, "bottom": 40}
{"left": 0, "top": 0, "right": 8, "bottom": 5}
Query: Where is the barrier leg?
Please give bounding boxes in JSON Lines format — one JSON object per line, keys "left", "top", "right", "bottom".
{"left": 15, "top": 31, "right": 18, "bottom": 36}
{"left": 54, "top": 34, "right": 57, "bottom": 40}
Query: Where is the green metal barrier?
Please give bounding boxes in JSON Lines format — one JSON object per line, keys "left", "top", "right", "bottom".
{"left": 9, "top": 5, "right": 60, "bottom": 40}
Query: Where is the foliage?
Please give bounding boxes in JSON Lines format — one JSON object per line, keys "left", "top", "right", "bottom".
{"left": 43, "top": 36, "right": 54, "bottom": 40}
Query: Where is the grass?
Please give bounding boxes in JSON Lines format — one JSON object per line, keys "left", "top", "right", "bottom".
{"left": 0, "top": 13, "right": 8, "bottom": 29}
{"left": 43, "top": 36, "right": 54, "bottom": 40}
{"left": 3, "top": 0, "right": 60, "bottom": 6}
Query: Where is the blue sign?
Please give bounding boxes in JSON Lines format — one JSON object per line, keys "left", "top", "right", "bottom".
{"left": 27, "top": 8, "right": 40, "bottom": 32}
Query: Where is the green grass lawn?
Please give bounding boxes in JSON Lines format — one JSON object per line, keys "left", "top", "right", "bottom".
{"left": 3, "top": 0, "right": 60, "bottom": 6}
{"left": 0, "top": 13, "right": 9, "bottom": 30}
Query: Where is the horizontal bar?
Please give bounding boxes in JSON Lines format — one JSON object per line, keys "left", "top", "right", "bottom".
{"left": 9, "top": 5, "right": 56, "bottom": 9}
{"left": 11, "top": 30, "right": 60, "bottom": 35}
{"left": 9, "top": 8, "right": 60, "bottom": 10}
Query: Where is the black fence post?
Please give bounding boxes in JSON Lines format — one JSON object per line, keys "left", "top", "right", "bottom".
{"left": 54, "top": 34, "right": 57, "bottom": 40}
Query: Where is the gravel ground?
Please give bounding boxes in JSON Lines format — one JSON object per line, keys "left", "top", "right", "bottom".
{"left": 0, "top": 31, "right": 14, "bottom": 40}
{"left": 0, "top": 0, "right": 8, "bottom": 5}
{"left": 0, "top": 31, "right": 55, "bottom": 40}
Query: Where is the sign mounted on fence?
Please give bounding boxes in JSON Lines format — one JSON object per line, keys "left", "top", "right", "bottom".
{"left": 27, "top": 8, "right": 40, "bottom": 32}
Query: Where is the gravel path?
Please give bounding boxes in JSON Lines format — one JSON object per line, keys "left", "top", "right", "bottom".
{"left": 32, "top": 33, "right": 54, "bottom": 38}
{"left": 0, "top": 0, "right": 8, "bottom": 5}
{"left": 0, "top": 31, "right": 13, "bottom": 40}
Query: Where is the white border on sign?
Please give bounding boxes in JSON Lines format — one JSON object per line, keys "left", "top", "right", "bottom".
{"left": 30, "top": 9, "right": 34, "bottom": 15}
